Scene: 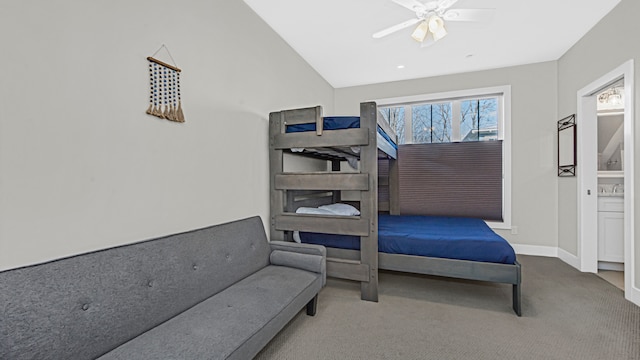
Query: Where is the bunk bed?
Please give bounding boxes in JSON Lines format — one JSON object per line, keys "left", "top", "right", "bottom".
{"left": 269, "top": 102, "right": 522, "bottom": 316}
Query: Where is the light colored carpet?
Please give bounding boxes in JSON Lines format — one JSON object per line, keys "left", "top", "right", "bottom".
{"left": 598, "top": 270, "right": 625, "bottom": 290}
{"left": 255, "top": 255, "right": 640, "bottom": 360}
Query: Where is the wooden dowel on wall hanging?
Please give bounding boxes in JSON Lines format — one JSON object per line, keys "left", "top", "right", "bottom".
{"left": 147, "top": 56, "right": 181, "bottom": 72}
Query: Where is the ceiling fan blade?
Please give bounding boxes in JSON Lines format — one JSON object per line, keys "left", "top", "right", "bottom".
{"left": 443, "top": 8, "right": 495, "bottom": 22}
{"left": 373, "top": 18, "right": 421, "bottom": 38}
{"left": 391, "top": 0, "right": 427, "bottom": 13}
{"left": 436, "top": 0, "right": 458, "bottom": 12}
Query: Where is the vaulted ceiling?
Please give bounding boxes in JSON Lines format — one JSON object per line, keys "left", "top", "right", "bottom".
{"left": 244, "top": 0, "right": 621, "bottom": 88}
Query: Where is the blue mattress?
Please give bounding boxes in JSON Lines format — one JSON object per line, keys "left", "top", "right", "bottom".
{"left": 299, "top": 215, "right": 516, "bottom": 264}
{"left": 286, "top": 116, "right": 397, "bottom": 150}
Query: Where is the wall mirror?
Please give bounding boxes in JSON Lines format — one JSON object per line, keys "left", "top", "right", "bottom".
{"left": 558, "top": 114, "right": 576, "bottom": 176}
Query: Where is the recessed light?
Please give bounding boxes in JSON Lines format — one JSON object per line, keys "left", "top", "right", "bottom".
{"left": 397, "top": 65, "right": 405, "bottom": 69}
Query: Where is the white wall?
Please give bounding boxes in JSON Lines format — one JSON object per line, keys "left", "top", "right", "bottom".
{"left": 335, "top": 62, "right": 559, "bottom": 251}
{"left": 0, "top": 0, "right": 334, "bottom": 271}
{"left": 557, "top": 0, "right": 640, "bottom": 288}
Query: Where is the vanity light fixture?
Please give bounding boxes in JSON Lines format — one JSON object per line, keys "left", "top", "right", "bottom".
{"left": 598, "top": 87, "right": 623, "bottom": 106}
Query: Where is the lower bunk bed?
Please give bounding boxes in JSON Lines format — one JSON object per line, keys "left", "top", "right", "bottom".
{"left": 294, "top": 211, "right": 522, "bottom": 316}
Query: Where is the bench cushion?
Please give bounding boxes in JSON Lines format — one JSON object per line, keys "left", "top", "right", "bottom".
{"left": 98, "top": 265, "right": 322, "bottom": 360}
{"left": 270, "top": 250, "right": 323, "bottom": 274}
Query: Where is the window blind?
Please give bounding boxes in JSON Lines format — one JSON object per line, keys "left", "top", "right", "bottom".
{"left": 398, "top": 141, "right": 503, "bottom": 221}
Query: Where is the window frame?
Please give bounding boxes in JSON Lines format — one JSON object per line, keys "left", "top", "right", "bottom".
{"left": 375, "top": 85, "right": 512, "bottom": 230}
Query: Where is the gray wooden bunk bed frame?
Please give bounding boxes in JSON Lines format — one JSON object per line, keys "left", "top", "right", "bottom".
{"left": 269, "top": 101, "right": 522, "bottom": 315}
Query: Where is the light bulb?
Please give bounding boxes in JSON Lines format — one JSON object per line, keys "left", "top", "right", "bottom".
{"left": 411, "top": 21, "right": 430, "bottom": 42}
{"left": 428, "top": 16, "right": 447, "bottom": 41}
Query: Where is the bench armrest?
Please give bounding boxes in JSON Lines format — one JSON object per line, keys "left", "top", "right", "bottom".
{"left": 270, "top": 241, "right": 326, "bottom": 286}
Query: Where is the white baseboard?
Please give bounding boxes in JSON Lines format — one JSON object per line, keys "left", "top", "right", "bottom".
{"left": 512, "top": 244, "right": 558, "bottom": 257}
{"left": 557, "top": 247, "right": 581, "bottom": 270}
{"left": 598, "top": 261, "right": 624, "bottom": 271}
{"left": 514, "top": 245, "right": 640, "bottom": 307}
{"left": 628, "top": 285, "right": 640, "bottom": 307}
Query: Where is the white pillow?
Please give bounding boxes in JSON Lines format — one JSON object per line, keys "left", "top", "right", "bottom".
{"left": 318, "top": 203, "right": 360, "bottom": 216}
{"left": 295, "top": 207, "right": 335, "bottom": 215}
{"left": 293, "top": 207, "right": 333, "bottom": 243}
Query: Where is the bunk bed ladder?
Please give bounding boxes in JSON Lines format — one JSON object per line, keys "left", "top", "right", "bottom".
{"left": 268, "top": 102, "right": 381, "bottom": 302}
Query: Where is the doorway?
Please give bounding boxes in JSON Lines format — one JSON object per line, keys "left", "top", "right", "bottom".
{"left": 596, "top": 86, "right": 625, "bottom": 289}
{"left": 577, "top": 60, "right": 637, "bottom": 304}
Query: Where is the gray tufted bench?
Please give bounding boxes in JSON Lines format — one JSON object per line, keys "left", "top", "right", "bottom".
{"left": 0, "top": 216, "right": 326, "bottom": 360}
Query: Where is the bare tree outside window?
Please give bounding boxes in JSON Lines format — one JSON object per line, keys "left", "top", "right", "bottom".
{"left": 431, "top": 103, "right": 452, "bottom": 143}
{"left": 379, "top": 107, "right": 405, "bottom": 143}
{"left": 412, "top": 104, "right": 431, "bottom": 143}
{"left": 461, "top": 98, "right": 498, "bottom": 141}
{"left": 411, "top": 103, "right": 451, "bottom": 143}
{"left": 379, "top": 96, "right": 497, "bottom": 144}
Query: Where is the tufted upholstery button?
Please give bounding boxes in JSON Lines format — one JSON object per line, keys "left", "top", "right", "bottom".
{"left": 250, "top": 244, "right": 256, "bottom": 250}
{"left": 148, "top": 280, "right": 154, "bottom": 288}
{"left": 192, "top": 264, "right": 198, "bottom": 270}
{"left": 81, "top": 304, "right": 90, "bottom": 311}
{"left": 225, "top": 254, "right": 230, "bottom": 260}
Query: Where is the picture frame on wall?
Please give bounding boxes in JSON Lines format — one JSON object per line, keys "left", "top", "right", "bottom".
{"left": 558, "top": 114, "right": 576, "bottom": 177}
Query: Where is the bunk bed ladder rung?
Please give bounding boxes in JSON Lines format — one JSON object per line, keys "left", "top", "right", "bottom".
{"left": 272, "top": 128, "right": 369, "bottom": 149}
{"left": 275, "top": 173, "right": 369, "bottom": 191}
{"left": 274, "top": 214, "right": 369, "bottom": 236}
{"left": 326, "top": 257, "right": 370, "bottom": 282}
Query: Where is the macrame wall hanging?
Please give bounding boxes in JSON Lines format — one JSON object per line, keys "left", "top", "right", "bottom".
{"left": 146, "top": 45, "right": 185, "bottom": 123}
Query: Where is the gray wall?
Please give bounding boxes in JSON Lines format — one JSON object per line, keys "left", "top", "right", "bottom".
{"left": 335, "top": 61, "right": 559, "bottom": 249}
{"left": 557, "top": 0, "right": 639, "bottom": 287}
{"left": 0, "top": 0, "right": 334, "bottom": 271}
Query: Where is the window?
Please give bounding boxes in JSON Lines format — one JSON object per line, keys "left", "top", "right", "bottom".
{"left": 461, "top": 98, "right": 498, "bottom": 142}
{"left": 376, "top": 86, "right": 511, "bottom": 229}
{"left": 379, "top": 96, "right": 500, "bottom": 144}
{"left": 379, "top": 106, "right": 406, "bottom": 144}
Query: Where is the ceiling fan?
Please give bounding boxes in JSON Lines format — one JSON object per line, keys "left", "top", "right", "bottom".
{"left": 373, "top": 0, "right": 494, "bottom": 44}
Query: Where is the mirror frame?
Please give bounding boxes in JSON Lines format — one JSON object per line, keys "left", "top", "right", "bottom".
{"left": 558, "top": 114, "right": 577, "bottom": 176}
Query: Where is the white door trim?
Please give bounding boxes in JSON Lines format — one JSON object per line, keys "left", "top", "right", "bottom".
{"left": 577, "top": 59, "right": 637, "bottom": 305}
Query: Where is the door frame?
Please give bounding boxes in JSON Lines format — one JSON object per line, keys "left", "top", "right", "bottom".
{"left": 577, "top": 59, "right": 637, "bottom": 304}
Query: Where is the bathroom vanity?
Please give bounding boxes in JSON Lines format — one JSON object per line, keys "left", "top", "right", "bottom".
{"left": 597, "top": 185, "right": 624, "bottom": 267}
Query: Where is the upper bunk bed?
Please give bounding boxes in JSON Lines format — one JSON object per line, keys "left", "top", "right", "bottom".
{"left": 284, "top": 113, "right": 398, "bottom": 162}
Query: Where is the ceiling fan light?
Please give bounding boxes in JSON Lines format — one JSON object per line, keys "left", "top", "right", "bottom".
{"left": 428, "top": 15, "right": 444, "bottom": 32}
{"left": 432, "top": 25, "right": 448, "bottom": 41}
{"left": 428, "top": 15, "right": 447, "bottom": 41}
{"left": 411, "top": 21, "right": 429, "bottom": 42}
